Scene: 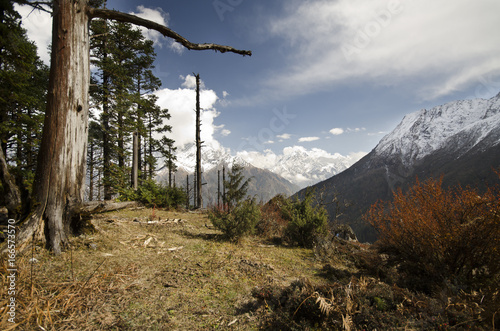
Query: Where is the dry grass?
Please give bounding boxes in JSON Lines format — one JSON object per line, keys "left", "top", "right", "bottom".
{"left": 0, "top": 208, "right": 325, "bottom": 330}
{"left": 1, "top": 207, "right": 497, "bottom": 330}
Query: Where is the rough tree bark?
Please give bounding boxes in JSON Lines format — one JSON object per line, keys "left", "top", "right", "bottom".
{"left": 0, "top": 147, "right": 22, "bottom": 219}
{"left": 10, "top": 0, "right": 251, "bottom": 255}
{"left": 131, "top": 131, "right": 139, "bottom": 190}
{"left": 15, "top": 0, "right": 90, "bottom": 255}
{"left": 195, "top": 73, "right": 202, "bottom": 209}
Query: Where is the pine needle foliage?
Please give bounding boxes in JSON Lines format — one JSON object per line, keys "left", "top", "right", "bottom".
{"left": 209, "top": 198, "right": 261, "bottom": 242}
{"left": 210, "top": 164, "right": 260, "bottom": 241}
{"left": 284, "top": 189, "right": 329, "bottom": 248}
{"left": 224, "top": 163, "right": 251, "bottom": 211}
{"left": 118, "top": 179, "right": 186, "bottom": 209}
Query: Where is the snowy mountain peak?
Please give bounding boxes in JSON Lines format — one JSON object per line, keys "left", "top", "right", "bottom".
{"left": 375, "top": 93, "right": 500, "bottom": 166}
{"left": 266, "top": 146, "right": 365, "bottom": 188}
{"left": 174, "top": 143, "right": 248, "bottom": 174}
{"left": 172, "top": 143, "right": 365, "bottom": 189}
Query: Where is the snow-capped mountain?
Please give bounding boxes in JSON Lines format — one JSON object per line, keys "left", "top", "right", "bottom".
{"left": 173, "top": 142, "right": 241, "bottom": 174}
{"left": 266, "top": 146, "right": 365, "bottom": 188}
{"left": 375, "top": 93, "right": 500, "bottom": 166}
{"left": 299, "top": 92, "right": 500, "bottom": 242}
{"left": 171, "top": 143, "right": 364, "bottom": 189}
{"left": 156, "top": 142, "right": 299, "bottom": 204}
{"left": 155, "top": 139, "right": 364, "bottom": 205}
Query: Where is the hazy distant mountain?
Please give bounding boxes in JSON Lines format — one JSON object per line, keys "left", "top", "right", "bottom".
{"left": 298, "top": 92, "right": 500, "bottom": 242}
{"left": 156, "top": 144, "right": 299, "bottom": 205}
{"left": 168, "top": 143, "right": 363, "bottom": 189}
{"left": 263, "top": 146, "right": 365, "bottom": 188}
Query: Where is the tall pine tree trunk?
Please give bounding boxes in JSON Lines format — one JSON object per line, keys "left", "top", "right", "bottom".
{"left": 148, "top": 114, "right": 154, "bottom": 179}
{"left": 89, "top": 142, "right": 94, "bottom": 201}
{"left": 101, "top": 18, "right": 113, "bottom": 200}
{"left": 168, "top": 145, "right": 173, "bottom": 188}
{"left": 131, "top": 131, "right": 138, "bottom": 190}
{"left": 17, "top": 0, "right": 90, "bottom": 254}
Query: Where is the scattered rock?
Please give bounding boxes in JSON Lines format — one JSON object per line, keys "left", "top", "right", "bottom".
{"left": 331, "top": 224, "right": 358, "bottom": 241}
{"left": 257, "top": 244, "right": 275, "bottom": 248}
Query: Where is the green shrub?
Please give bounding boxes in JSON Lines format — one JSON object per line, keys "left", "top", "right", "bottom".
{"left": 118, "top": 180, "right": 186, "bottom": 209}
{"left": 209, "top": 198, "right": 261, "bottom": 242}
{"left": 284, "top": 189, "right": 329, "bottom": 248}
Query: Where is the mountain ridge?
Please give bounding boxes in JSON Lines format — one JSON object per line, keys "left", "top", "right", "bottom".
{"left": 156, "top": 146, "right": 300, "bottom": 205}
{"left": 168, "top": 143, "right": 364, "bottom": 189}
{"left": 298, "top": 93, "right": 500, "bottom": 242}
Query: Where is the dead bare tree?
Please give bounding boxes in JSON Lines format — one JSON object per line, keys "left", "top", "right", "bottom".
{"left": 8, "top": 0, "right": 251, "bottom": 255}
{"left": 195, "top": 73, "right": 203, "bottom": 209}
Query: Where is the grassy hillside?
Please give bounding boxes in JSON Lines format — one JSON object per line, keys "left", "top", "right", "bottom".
{"left": 1, "top": 208, "right": 497, "bottom": 330}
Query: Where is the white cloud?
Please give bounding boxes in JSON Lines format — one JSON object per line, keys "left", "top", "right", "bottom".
{"left": 266, "top": 0, "right": 500, "bottom": 100}
{"left": 368, "top": 131, "right": 388, "bottom": 136}
{"left": 179, "top": 74, "right": 206, "bottom": 90}
{"left": 348, "top": 151, "right": 368, "bottom": 161}
{"left": 282, "top": 145, "right": 307, "bottom": 156}
{"left": 329, "top": 128, "right": 344, "bottom": 135}
{"left": 221, "top": 129, "right": 231, "bottom": 136}
{"left": 236, "top": 145, "right": 368, "bottom": 187}
{"left": 218, "top": 90, "right": 231, "bottom": 107}
{"left": 298, "top": 136, "right": 320, "bottom": 142}
{"left": 128, "top": 6, "right": 188, "bottom": 54}
{"left": 236, "top": 149, "right": 278, "bottom": 169}
{"left": 346, "top": 127, "right": 366, "bottom": 133}
{"left": 129, "top": 6, "right": 170, "bottom": 47}
{"left": 16, "top": 4, "right": 52, "bottom": 64}
{"left": 17, "top": 4, "right": 180, "bottom": 64}
{"left": 277, "top": 133, "right": 292, "bottom": 140}
{"left": 154, "top": 76, "right": 222, "bottom": 148}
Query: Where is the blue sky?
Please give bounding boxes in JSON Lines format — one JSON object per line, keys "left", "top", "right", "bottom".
{"left": 18, "top": 0, "right": 500, "bottom": 168}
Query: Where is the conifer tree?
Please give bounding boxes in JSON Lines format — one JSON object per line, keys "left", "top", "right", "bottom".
{"left": 10, "top": 0, "right": 250, "bottom": 255}
{"left": 128, "top": 34, "right": 169, "bottom": 180}
{"left": 0, "top": 1, "right": 49, "bottom": 217}
{"left": 224, "top": 163, "right": 251, "bottom": 210}
{"left": 158, "top": 136, "right": 177, "bottom": 188}
{"left": 90, "top": 16, "right": 173, "bottom": 195}
{"left": 89, "top": 16, "right": 114, "bottom": 199}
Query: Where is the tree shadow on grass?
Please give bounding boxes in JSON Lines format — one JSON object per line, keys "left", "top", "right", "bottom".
{"left": 174, "top": 227, "right": 223, "bottom": 242}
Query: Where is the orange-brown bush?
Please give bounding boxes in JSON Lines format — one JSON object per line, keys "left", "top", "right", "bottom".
{"left": 256, "top": 194, "right": 289, "bottom": 240}
{"left": 365, "top": 175, "right": 500, "bottom": 293}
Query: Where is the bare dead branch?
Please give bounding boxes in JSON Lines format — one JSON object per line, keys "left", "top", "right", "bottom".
{"left": 14, "top": 0, "right": 52, "bottom": 14}
{"left": 79, "top": 201, "right": 141, "bottom": 214}
{"left": 88, "top": 8, "right": 252, "bottom": 56}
